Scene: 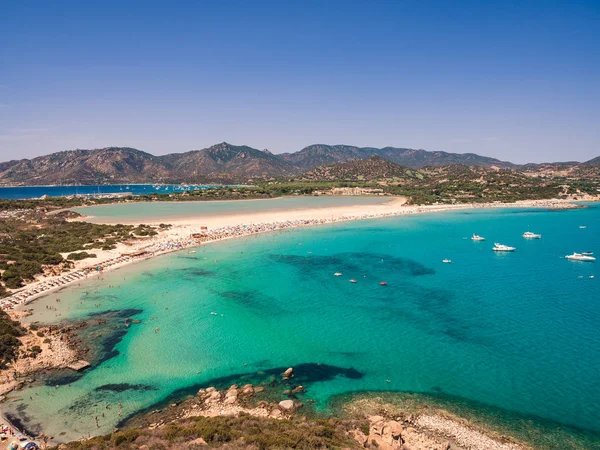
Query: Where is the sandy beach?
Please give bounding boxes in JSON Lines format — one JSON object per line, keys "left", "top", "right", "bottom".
{"left": 1, "top": 196, "right": 589, "bottom": 312}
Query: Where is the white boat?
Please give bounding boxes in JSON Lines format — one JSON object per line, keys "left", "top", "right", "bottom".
{"left": 579, "top": 226, "right": 587, "bottom": 229}
{"left": 334, "top": 272, "right": 342, "bottom": 276}
{"left": 471, "top": 234, "right": 485, "bottom": 241}
{"left": 522, "top": 231, "right": 542, "bottom": 239}
{"left": 565, "top": 252, "right": 596, "bottom": 262}
{"left": 492, "top": 243, "right": 516, "bottom": 252}
{"left": 188, "top": 250, "right": 197, "bottom": 254}
{"left": 442, "top": 259, "right": 452, "bottom": 263}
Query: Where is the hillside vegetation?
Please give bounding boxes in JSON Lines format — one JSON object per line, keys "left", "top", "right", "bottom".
{"left": 4, "top": 141, "right": 593, "bottom": 186}
{"left": 0, "top": 212, "right": 157, "bottom": 293}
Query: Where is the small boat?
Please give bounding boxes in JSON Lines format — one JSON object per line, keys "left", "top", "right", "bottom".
{"left": 471, "top": 234, "right": 485, "bottom": 241}
{"left": 492, "top": 243, "right": 516, "bottom": 252}
{"left": 579, "top": 226, "right": 587, "bottom": 229}
{"left": 442, "top": 259, "right": 452, "bottom": 263}
{"left": 188, "top": 250, "right": 197, "bottom": 254}
{"left": 334, "top": 272, "right": 342, "bottom": 276}
{"left": 379, "top": 281, "right": 388, "bottom": 286}
{"left": 522, "top": 232, "right": 541, "bottom": 239}
{"left": 565, "top": 253, "right": 596, "bottom": 262}
{"left": 210, "top": 312, "right": 218, "bottom": 315}
{"left": 349, "top": 279, "right": 357, "bottom": 283}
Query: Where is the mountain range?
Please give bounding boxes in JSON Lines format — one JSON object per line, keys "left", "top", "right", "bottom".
{"left": 0, "top": 142, "right": 597, "bottom": 185}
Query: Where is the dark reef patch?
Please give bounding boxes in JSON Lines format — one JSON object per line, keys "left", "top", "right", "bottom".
{"left": 359, "top": 282, "right": 489, "bottom": 347}
{"left": 81, "top": 292, "right": 119, "bottom": 303}
{"left": 270, "top": 252, "right": 435, "bottom": 278}
{"left": 5, "top": 411, "right": 43, "bottom": 438}
{"left": 180, "top": 267, "right": 215, "bottom": 277}
{"left": 95, "top": 383, "right": 156, "bottom": 393}
{"left": 215, "top": 289, "right": 284, "bottom": 314}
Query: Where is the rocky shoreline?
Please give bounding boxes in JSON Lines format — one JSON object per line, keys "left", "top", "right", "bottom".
{"left": 104, "top": 367, "right": 531, "bottom": 450}
{"left": 99, "top": 366, "right": 529, "bottom": 450}
{"left": 0, "top": 312, "right": 93, "bottom": 448}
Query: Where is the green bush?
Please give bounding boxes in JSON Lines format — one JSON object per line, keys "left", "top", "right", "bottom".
{"left": 0, "top": 311, "right": 25, "bottom": 369}
{"left": 67, "top": 251, "right": 97, "bottom": 261}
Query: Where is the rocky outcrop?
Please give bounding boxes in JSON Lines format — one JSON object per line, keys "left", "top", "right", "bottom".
{"left": 365, "top": 416, "right": 404, "bottom": 449}
{"left": 191, "top": 384, "right": 294, "bottom": 420}
{"left": 278, "top": 400, "right": 295, "bottom": 411}
{"left": 282, "top": 367, "right": 294, "bottom": 379}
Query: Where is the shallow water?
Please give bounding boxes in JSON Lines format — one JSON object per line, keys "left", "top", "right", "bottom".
{"left": 73, "top": 196, "right": 391, "bottom": 223}
{"left": 7, "top": 205, "right": 600, "bottom": 446}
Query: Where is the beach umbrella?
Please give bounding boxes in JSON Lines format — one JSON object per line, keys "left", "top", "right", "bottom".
{"left": 7, "top": 441, "right": 19, "bottom": 450}
{"left": 24, "top": 443, "right": 40, "bottom": 450}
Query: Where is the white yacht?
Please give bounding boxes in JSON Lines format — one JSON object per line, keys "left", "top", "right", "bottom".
{"left": 471, "top": 234, "right": 486, "bottom": 241}
{"left": 522, "top": 231, "right": 542, "bottom": 239}
{"left": 334, "top": 272, "right": 342, "bottom": 276}
{"left": 565, "top": 252, "right": 596, "bottom": 262}
{"left": 492, "top": 243, "right": 516, "bottom": 252}
{"left": 442, "top": 259, "right": 452, "bottom": 263}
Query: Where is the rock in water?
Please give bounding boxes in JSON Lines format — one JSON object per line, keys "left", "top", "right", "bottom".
{"left": 278, "top": 399, "right": 295, "bottom": 411}
{"left": 282, "top": 367, "right": 294, "bottom": 379}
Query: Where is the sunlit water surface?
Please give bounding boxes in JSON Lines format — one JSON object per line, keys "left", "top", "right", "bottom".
{"left": 6, "top": 206, "right": 600, "bottom": 447}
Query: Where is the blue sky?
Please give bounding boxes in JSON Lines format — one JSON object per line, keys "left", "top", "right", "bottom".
{"left": 1, "top": 0, "right": 598, "bottom": 163}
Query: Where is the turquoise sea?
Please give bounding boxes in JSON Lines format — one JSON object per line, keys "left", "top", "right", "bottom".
{"left": 6, "top": 205, "right": 600, "bottom": 447}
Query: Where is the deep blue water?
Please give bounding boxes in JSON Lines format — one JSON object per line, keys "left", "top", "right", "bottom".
{"left": 0, "top": 184, "right": 219, "bottom": 199}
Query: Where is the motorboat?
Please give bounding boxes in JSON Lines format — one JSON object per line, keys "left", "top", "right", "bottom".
{"left": 442, "top": 259, "right": 452, "bottom": 263}
{"left": 492, "top": 243, "right": 516, "bottom": 252}
{"left": 334, "top": 272, "right": 342, "bottom": 276}
{"left": 565, "top": 253, "right": 596, "bottom": 262}
{"left": 522, "top": 232, "right": 541, "bottom": 239}
{"left": 379, "top": 281, "right": 388, "bottom": 286}
{"left": 349, "top": 279, "right": 357, "bottom": 283}
{"left": 471, "top": 234, "right": 485, "bottom": 241}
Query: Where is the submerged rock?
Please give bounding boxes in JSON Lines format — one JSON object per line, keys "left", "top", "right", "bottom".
{"left": 282, "top": 367, "right": 294, "bottom": 379}
{"left": 291, "top": 385, "right": 305, "bottom": 394}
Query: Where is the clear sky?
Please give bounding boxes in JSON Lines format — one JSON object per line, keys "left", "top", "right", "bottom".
{"left": 1, "top": 0, "right": 598, "bottom": 163}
